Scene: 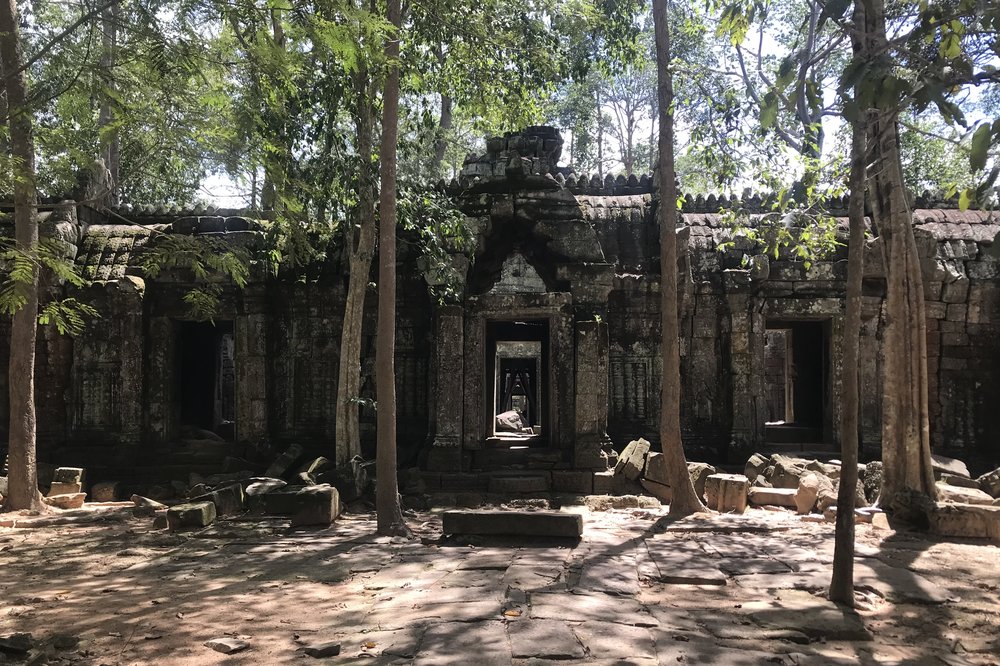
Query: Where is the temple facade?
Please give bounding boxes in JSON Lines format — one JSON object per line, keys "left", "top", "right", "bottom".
{"left": 3, "top": 126, "right": 999, "bottom": 486}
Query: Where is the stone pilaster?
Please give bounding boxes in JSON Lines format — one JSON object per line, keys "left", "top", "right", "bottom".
{"left": 428, "top": 305, "right": 464, "bottom": 472}
{"left": 724, "top": 269, "right": 763, "bottom": 456}
{"left": 236, "top": 290, "right": 268, "bottom": 444}
{"left": 574, "top": 318, "right": 611, "bottom": 469}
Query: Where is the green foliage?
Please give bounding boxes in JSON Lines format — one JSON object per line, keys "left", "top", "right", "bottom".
{"left": 140, "top": 233, "right": 252, "bottom": 321}
{"left": 398, "top": 186, "right": 476, "bottom": 304}
{"left": 0, "top": 239, "right": 100, "bottom": 335}
{"left": 37, "top": 298, "right": 100, "bottom": 336}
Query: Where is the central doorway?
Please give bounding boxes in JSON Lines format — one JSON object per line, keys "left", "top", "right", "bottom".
{"left": 486, "top": 320, "right": 549, "bottom": 447}
{"left": 763, "top": 319, "right": 829, "bottom": 445}
{"left": 176, "top": 320, "right": 236, "bottom": 441}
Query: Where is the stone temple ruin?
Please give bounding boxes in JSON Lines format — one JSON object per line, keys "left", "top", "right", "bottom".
{"left": 1, "top": 125, "right": 999, "bottom": 498}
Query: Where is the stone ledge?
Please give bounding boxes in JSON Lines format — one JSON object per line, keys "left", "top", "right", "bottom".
{"left": 441, "top": 509, "right": 582, "bottom": 538}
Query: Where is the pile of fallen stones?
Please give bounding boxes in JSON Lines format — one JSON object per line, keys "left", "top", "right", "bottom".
{"left": 610, "top": 438, "right": 1000, "bottom": 539}
{"left": 127, "top": 444, "right": 362, "bottom": 532}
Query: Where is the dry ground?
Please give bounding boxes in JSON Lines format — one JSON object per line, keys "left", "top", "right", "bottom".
{"left": 0, "top": 501, "right": 998, "bottom": 665}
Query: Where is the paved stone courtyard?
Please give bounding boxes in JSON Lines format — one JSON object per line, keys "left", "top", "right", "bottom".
{"left": 1, "top": 503, "right": 998, "bottom": 665}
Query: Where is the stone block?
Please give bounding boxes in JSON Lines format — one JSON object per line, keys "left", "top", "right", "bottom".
{"left": 688, "top": 462, "right": 716, "bottom": 498}
{"left": 643, "top": 452, "right": 670, "bottom": 485}
{"left": 931, "top": 454, "right": 971, "bottom": 479}
{"left": 940, "top": 474, "right": 982, "bottom": 490}
{"left": 748, "top": 487, "right": 798, "bottom": 508}
{"left": 795, "top": 473, "right": 836, "bottom": 514}
{"left": 945, "top": 304, "right": 967, "bottom": 321}
{"left": 43, "top": 493, "right": 85, "bottom": 510}
{"left": 290, "top": 485, "right": 340, "bottom": 527}
{"left": 244, "top": 477, "right": 287, "bottom": 500}
{"left": 705, "top": 473, "right": 749, "bottom": 513}
{"left": 977, "top": 468, "right": 1000, "bottom": 498}
{"left": 935, "top": 482, "right": 994, "bottom": 505}
{"left": 296, "top": 456, "right": 332, "bottom": 485}
{"left": 166, "top": 501, "right": 216, "bottom": 530}
{"left": 593, "top": 471, "right": 615, "bottom": 494}
{"left": 264, "top": 443, "right": 305, "bottom": 480}
{"left": 488, "top": 475, "right": 549, "bottom": 493}
{"left": 192, "top": 483, "right": 245, "bottom": 517}
{"left": 640, "top": 478, "right": 671, "bottom": 503}
{"left": 48, "top": 481, "right": 82, "bottom": 497}
{"left": 53, "top": 467, "right": 84, "bottom": 485}
{"left": 614, "top": 438, "right": 650, "bottom": 480}
{"left": 941, "top": 279, "right": 969, "bottom": 303}
{"left": 317, "top": 457, "right": 369, "bottom": 501}
{"left": 441, "top": 510, "right": 582, "bottom": 538}
{"left": 924, "top": 301, "right": 947, "bottom": 319}
{"left": 440, "top": 473, "right": 487, "bottom": 492}
{"left": 744, "top": 453, "right": 769, "bottom": 484}
{"left": 928, "top": 503, "right": 1000, "bottom": 540}
{"left": 552, "top": 470, "right": 593, "bottom": 494}
{"left": 90, "top": 481, "right": 119, "bottom": 502}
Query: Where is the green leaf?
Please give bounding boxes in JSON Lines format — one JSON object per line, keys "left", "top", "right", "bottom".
{"left": 970, "top": 122, "right": 992, "bottom": 172}
{"left": 958, "top": 187, "right": 973, "bottom": 211}
{"left": 760, "top": 92, "right": 779, "bottom": 129}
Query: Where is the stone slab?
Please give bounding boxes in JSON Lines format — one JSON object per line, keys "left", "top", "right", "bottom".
{"left": 935, "top": 482, "right": 995, "bottom": 506}
{"left": 748, "top": 487, "right": 798, "bottom": 507}
{"left": 743, "top": 591, "right": 872, "bottom": 641}
{"left": 53, "top": 467, "right": 84, "bottom": 485}
{"left": 441, "top": 510, "right": 582, "bottom": 538}
{"left": 928, "top": 502, "right": 1000, "bottom": 540}
{"left": 529, "top": 592, "right": 657, "bottom": 626}
{"left": 508, "top": 619, "right": 584, "bottom": 659}
{"left": 416, "top": 621, "right": 511, "bottom": 666}
{"left": 571, "top": 621, "right": 656, "bottom": 661}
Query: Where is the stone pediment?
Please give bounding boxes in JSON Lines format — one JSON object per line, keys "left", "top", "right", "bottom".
{"left": 489, "top": 252, "right": 547, "bottom": 294}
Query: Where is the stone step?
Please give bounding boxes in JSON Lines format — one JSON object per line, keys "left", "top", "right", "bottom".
{"left": 441, "top": 509, "right": 582, "bottom": 538}
{"left": 488, "top": 474, "right": 551, "bottom": 493}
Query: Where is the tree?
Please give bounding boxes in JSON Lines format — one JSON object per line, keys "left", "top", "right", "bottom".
{"left": 829, "top": 0, "right": 868, "bottom": 606}
{"left": 374, "top": 0, "right": 408, "bottom": 537}
{"left": 0, "top": 0, "right": 46, "bottom": 511}
{"left": 652, "top": 0, "right": 706, "bottom": 518}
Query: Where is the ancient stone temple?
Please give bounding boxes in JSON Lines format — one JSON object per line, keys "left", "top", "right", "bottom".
{"left": 2, "top": 126, "right": 999, "bottom": 487}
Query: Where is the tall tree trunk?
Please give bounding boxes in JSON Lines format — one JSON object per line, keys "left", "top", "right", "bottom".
{"left": 1, "top": 0, "right": 45, "bottom": 512}
{"left": 375, "top": 0, "right": 408, "bottom": 537}
{"left": 864, "top": 0, "right": 935, "bottom": 518}
{"left": 335, "top": 67, "right": 377, "bottom": 466}
{"left": 653, "top": 0, "right": 705, "bottom": 518}
{"left": 98, "top": 1, "right": 119, "bottom": 205}
{"left": 830, "top": 6, "right": 869, "bottom": 600}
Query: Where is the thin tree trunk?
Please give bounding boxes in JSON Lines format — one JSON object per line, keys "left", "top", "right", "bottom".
{"left": 596, "top": 87, "right": 604, "bottom": 180}
{"left": 864, "top": 0, "right": 935, "bottom": 518}
{"left": 431, "top": 92, "right": 452, "bottom": 176}
{"left": 375, "top": 0, "right": 408, "bottom": 537}
{"left": 830, "top": 7, "right": 868, "bottom": 599}
{"left": 653, "top": 0, "right": 705, "bottom": 517}
{"left": 98, "top": 1, "right": 119, "bottom": 205}
{"left": 335, "top": 67, "right": 377, "bottom": 466}
{"left": 430, "top": 44, "right": 452, "bottom": 176}
{"left": 1, "top": 0, "right": 45, "bottom": 512}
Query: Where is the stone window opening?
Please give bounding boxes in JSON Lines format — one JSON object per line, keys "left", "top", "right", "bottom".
{"left": 176, "top": 321, "right": 236, "bottom": 441}
{"left": 763, "top": 320, "right": 829, "bottom": 447}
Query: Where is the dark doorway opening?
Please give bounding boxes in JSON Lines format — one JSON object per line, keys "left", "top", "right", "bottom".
{"left": 177, "top": 321, "right": 235, "bottom": 440}
{"left": 486, "top": 320, "right": 549, "bottom": 447}
{"left": 764, "top": 320, "right": 828, "bottom": 444}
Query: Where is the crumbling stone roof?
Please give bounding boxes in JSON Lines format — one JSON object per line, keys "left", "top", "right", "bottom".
{"left": 75, "top": 224, "right": 162, "bottom": 282}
